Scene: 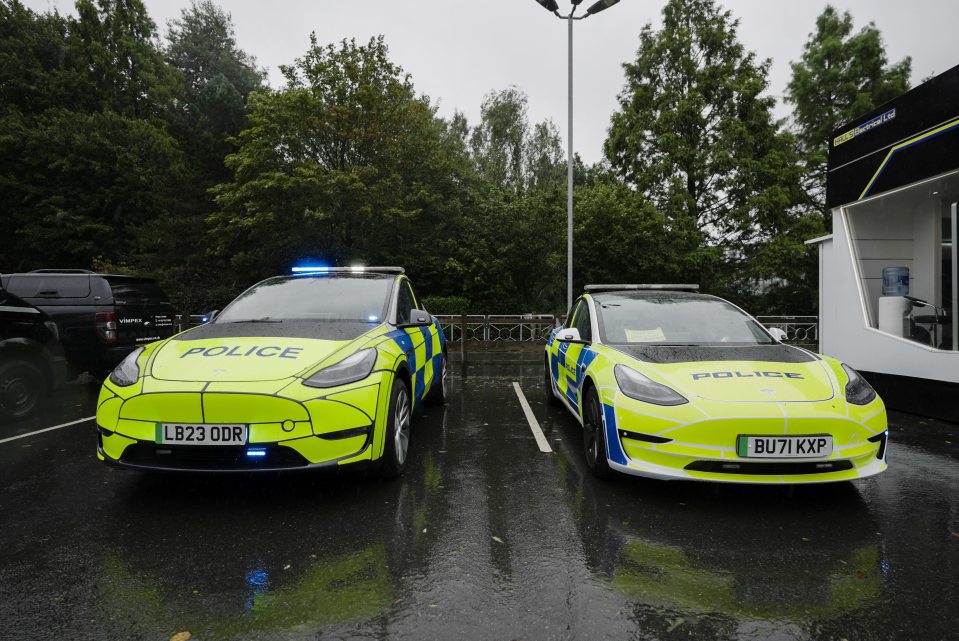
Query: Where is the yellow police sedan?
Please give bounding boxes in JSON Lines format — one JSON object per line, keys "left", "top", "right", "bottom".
{"left": 546, "top": 285, "right": 888, "bottom": 484}
{"left": 96, "top": 267, "right": 447, "bottom": 476}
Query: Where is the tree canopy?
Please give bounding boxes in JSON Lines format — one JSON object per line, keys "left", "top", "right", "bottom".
{"left": 0, "top": 0, "right": 916, "bottom": 316}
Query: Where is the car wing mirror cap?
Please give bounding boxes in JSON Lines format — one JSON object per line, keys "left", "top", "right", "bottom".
{"left": 557, "top": 327, "right": 582, "bottom": 342}
{"left": 767, "top": 327, "right": 787, "bottom": 342}
{"left": 398, "top": 309, "right": 432, "bottom": 328}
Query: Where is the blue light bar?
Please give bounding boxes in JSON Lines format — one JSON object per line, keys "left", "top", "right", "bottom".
{"left": 291, "top": 265, "right": 329, "bottom": 274}
{"left": 246, "top": 448, "right": 267, "bottom": 458}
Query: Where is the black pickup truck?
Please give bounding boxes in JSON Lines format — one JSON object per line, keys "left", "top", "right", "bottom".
{"left": 0, "top": 290, "right": 67, "bottom": 420}
{"left": 1, "top": 270, "right": 177, "bottom": 378}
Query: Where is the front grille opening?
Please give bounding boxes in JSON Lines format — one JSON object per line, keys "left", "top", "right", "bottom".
{"left": 684, "top": 460, "right": 855, "bottom": 475}
{"left": 120, "top": 443, "right": 309, "bottom": 470}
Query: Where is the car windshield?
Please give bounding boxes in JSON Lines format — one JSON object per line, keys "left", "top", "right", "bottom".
{"left": 595, "top": 294, "right": 774, "bottom": 345}
{"left": 216, "top": 275, "right": 393, "bottom": 323}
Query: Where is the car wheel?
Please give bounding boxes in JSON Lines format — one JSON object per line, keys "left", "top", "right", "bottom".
{"left": 583, "top": 387, "right": 613, "bottom": 479}
{"left": 424, "top": 352, "right": 448, "bottom": 406}
{"left": 380, "top": 376, "right": 412, "bottom": 478}
{"left": 545, "top": 359, "right": 560, "bottom": 406}
{"left": 0, "top": 360, "right": 45, "bottom": 421}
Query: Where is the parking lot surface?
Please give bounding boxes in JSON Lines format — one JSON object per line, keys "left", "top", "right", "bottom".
{"left": 1, "top": 345, "right": 957, "bottom": 641}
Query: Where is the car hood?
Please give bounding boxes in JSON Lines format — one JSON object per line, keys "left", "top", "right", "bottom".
{"left": 151, "top": 336, "right": 349, "bottom": 382}
{"left": 613, "top": 345, "right": 836, "bottom": 402}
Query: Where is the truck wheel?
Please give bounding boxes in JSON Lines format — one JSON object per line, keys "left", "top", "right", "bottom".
{"left": 0, "top": 360, "right": 45, "bottom": 421}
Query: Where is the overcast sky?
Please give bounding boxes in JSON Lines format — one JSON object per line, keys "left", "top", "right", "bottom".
{"left": 25, "top": 0, "right": 959, "bottom": 165}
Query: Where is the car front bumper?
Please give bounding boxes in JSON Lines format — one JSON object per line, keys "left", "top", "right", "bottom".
{"left": 96, "top": 373, "right": 390, "bottom": 472}
{"left": 601, "top": 394, "right": 888, "bottom": 484}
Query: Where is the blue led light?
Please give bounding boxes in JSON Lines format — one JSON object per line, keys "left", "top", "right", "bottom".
{"left": 246, "top": 448, "right": 267, "bottom": 458}
{"left": 291, "top": 265, "right": 329, "bottom": 274}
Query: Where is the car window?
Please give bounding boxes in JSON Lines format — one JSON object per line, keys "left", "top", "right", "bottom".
{"left": 105, "top": 278, "right": 169, "bottom": 304}
{"left": 595, "top": 294, "right": 774, "bottom": 345}
{"left": 396, "top": 280, "right": 415, "bottom": 325}
{"left": 5, "top": 275, "right": 91, "bottom": 298}
{"left": 216, "top": 275, "right": 392, "bottom": 323}
{"left": 571, "top": 300, "right": 592, "bottom": 342}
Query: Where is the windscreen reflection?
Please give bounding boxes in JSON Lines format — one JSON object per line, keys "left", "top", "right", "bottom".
{"left": 596, "top": 295, "right": 773, "bottom": 345}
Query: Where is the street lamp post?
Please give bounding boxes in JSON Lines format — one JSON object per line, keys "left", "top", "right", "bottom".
{"left": 533, "top": 0, "right": 621, "bottom": 311}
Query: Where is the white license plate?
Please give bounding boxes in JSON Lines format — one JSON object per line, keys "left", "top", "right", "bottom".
{"left": 737, "top": 435, "right": 833, "bottom": 458}
{"left": 156, "top": 423, "right": 247, "bottom": 446}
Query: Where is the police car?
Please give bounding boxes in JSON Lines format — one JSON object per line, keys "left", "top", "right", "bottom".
{"left": 96, "top": 267, "right": 446, "bottom": 475}
{"left": 546, "top": 285, "right": 888, "bottom": 484}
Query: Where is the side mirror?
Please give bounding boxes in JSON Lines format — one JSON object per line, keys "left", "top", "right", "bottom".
{"left": 556, "top": 327, "right": 582, "bottom": 343}
{"left": 207, "top": 310, "right": 219, "bottom": 323}
{"left": 398, "top": 309, "right": 432, "bottom": 328}
{"left": 767, "top": 327, "right": 787, "bottom": 342}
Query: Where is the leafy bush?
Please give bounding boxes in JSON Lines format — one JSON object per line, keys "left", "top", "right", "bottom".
{"left": 422, "top": 295, "right": 470, "bottom": 316}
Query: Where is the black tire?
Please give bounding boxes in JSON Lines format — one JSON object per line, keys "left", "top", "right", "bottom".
{"left": 583, "top": 387, "right": 614, "bottom": 479}
{"left": 0, "top": 359, "right": 46, "bottom": 421}
{"left": 545, "top": 359, "right": 561, "bottom": 406}
{"left": 380, "top": 375, "right": 412, "bottom": 478}
{"left": 424, "top": 352, "right": 448, "bottom": 406}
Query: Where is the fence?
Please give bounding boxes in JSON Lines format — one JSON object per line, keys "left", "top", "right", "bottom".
{"left": 755, "top": 316, "right": 819, "bottom": 349}
{"left": 434, "top": 315, "right": 558, "bottom": 342}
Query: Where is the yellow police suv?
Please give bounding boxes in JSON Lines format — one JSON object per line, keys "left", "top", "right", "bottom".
{"left": 96, "top": 267, "right": 447, "bottom": 476}
{"left": 546, "top": 285, "right": 887, "bottom": 484}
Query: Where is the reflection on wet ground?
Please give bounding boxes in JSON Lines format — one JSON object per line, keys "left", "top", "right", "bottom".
{"left": 0, "top": 345, "right": 956, "bottom": 640}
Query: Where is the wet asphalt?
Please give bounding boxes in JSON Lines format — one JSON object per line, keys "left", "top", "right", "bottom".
{"left": 1, "top": 345, "right": 958, "bottom": 641}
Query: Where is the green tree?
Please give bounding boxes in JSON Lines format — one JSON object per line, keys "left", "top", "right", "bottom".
{"left": 786, "top": 5, "right": 911, "bottom": 214}
{"left": 73, "top": 0, "right": 180, "bottom": 118}
{"left": 604, "top": 0, "right": 807, "bottom": 307}
{"left": 164, "top": 0, "right": 264, "bottom": 185}
{"left": 210, "top": 36, "right": 472, "bottom": 298}
{"left": 129, "top": 1, "right": 267, "bottom": 312}
{"left": 0, "top": 0, "right": 184, "bottom": 273}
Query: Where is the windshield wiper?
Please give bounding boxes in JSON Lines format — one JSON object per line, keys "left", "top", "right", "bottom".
{"left": 221, "top": 318, "right": 282, "bottom": 324}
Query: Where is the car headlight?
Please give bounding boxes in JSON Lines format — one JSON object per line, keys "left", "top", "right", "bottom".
{"left": 303, "top": 349, "right": 377, "bottom": 389}
{"left": 109, "top": 347, "right": 144, "bottom": 387}
{"left": 614, "top": 364, "right": 688, "bottom": 406}
{"left": 841, "top": 363, "right": 877, "bottom": 405}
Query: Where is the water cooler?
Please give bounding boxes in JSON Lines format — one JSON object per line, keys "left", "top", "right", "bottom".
{"left": 877, "top": 266, "right": 910, "bottom": 337}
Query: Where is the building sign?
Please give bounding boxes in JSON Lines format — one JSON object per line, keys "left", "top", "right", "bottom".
{"left": 833, "top": 109, "right": 896, "bottom": 147}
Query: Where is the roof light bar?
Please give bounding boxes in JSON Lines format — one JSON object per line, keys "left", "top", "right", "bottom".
{"left": 291, "top": 266, "right": 405, "bottom": 275}
{"left": 584, "top": 284, "right": 700, "bottom": 293}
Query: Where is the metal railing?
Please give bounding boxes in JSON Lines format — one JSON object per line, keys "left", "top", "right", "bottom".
{"left": 434, "top": 315, "right": 558, "bottom": 342}
{"left": 756, "top": 316, "right": 819, "bottom": 348}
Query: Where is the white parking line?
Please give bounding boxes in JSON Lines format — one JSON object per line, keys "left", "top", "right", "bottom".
{"left": 0, "top": 416, "right": 95, "bottom": 446}
{"left": 512, "top": 382, "right": 552, "bottom": 454}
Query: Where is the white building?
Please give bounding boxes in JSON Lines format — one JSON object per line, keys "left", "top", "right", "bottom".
{"left": 809, "top": 64, "right": 958, "bottom": 422}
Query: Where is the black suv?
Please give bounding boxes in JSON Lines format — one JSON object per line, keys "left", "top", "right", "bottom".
{"left": 0, "top": 289, "right": 67, "bottom": 420}
{"left": 1, "top": 270, "right": 176, "bottom": 377}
